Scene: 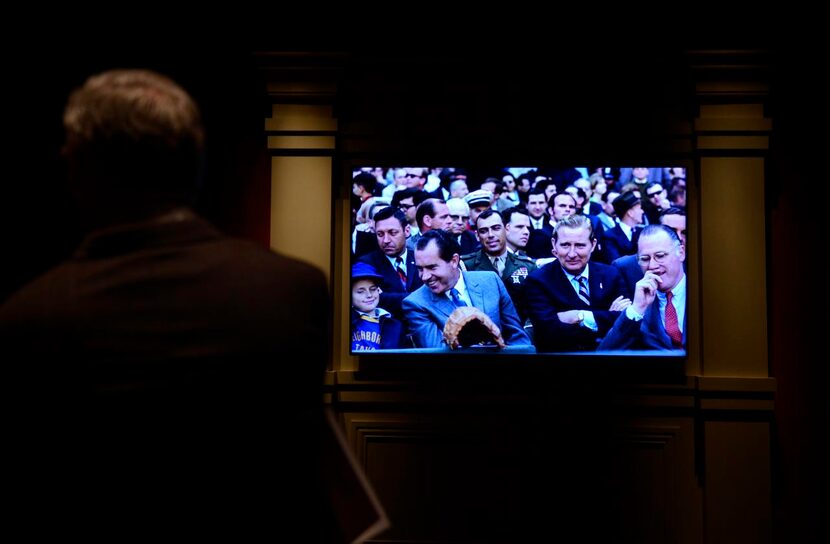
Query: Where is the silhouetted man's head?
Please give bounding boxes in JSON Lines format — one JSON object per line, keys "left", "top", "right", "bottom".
{"left": 63, "top": 69, "right": 205, "bottom": 224}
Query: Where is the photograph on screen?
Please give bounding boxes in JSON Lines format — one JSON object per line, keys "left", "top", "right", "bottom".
{"left": 349, "top": 166, "right": 688, "bottom": 356}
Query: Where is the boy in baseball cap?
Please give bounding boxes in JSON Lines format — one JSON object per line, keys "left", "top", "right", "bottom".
{"left": 351, "top": 262, "right": 406, "bottom": 351}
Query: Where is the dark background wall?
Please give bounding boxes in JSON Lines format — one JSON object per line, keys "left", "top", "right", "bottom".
{"left": 766, "top": 44, "right": 826, "bottom": 542}
{"left": 4, "top": 43, "right": 273, "bottom": 301}
{"left": 3, "top": 39, "right": 825, "bottom": 541}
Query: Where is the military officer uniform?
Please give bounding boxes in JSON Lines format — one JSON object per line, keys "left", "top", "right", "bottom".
{"left": 461, "top": 250, "right": 537, "bottom": 323}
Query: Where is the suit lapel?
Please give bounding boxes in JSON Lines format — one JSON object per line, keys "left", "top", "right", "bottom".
{"left": 372, "top": 253, "right": 401, "bottom": 292}
{"left": 429, "top": 289, "right": 456, "bottom": 320}
{"left": 464, "top": 273, "right": 486, "bottom": 313}
{"left": 478, "top": 253, "right": 497, "bottom": 274}
{"left": 405, "top": 252, "right": 418, "bottom": 291}
{"left": 552, "top": 262, "right": 583, "bottom": 307}
{"left": 642, "top": 302, "right": 671, "bottom": 349}
{"left": 588, "top": 266, "right": 604, "bottom": 305}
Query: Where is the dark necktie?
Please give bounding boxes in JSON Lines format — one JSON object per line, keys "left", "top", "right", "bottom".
{"left": 576, "top": 276, "right": 590, "bottom": 306}
{"left": 665, "top": 291, "right": 682, "bottom": 347}
{"left": 395, "top": 256, "right": 407, "bottom": 286}
{"left": 449, "top": 288, "right": 467, "bottom": 307}
{"left": 493, "top": 256, "right": 505, "bottom": 276}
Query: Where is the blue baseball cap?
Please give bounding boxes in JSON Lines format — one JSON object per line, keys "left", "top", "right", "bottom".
{"left": 351, "top": 262, "right": 383, "bottom": 282}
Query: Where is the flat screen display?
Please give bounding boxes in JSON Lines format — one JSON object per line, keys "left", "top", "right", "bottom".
{"left": 349, "top": 166, "right": 688, "bottom": 356}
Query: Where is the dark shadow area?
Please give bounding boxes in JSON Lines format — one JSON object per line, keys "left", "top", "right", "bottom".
{"left": 767, "top": 40, "right": 828, "bottom": 543}
{"left": 3, "top": 43, "right": 271, "bottom": 302}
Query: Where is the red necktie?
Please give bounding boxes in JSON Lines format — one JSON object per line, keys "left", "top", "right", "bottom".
{"left": 395, "top": 257, "right": 407, "bottom": 286}
{"left": 665, "top": 291, "right": 682, "bottom": 347}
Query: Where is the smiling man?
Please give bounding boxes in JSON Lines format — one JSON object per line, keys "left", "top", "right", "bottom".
{"left": 402, "top": 230, "right": 531, "bottom": 349}
{"left": 524, "top": 215, "right": 630, "bottom": 352}
{"left": 461, "top": 209, "right": 537, "bottom": 323}
{"left": 598, "top": 224, "right": 687, "bottom": 351}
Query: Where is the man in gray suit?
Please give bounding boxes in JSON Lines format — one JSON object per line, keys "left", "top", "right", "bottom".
{"left": 402, "top": 230, "right": 532, "bottom": 349}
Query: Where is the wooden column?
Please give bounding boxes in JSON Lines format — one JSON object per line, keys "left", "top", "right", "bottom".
{"left": 691, "top": 49, "right": 774, "bottom": 544}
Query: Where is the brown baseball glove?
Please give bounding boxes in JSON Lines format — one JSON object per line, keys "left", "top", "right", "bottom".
{"left": 442, "top": 306, "right": 506, "bottom": 350}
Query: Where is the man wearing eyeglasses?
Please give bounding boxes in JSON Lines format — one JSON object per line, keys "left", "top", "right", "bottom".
{"left": 599, "top": 224, "right": 687, "bottom": 351}
{"left": 392, "top": 188, "right": 427, "bottom": 241}
{"left": 446, "top": 197, "right": 479, "bottom": 254}
{"left": 612, "top": 207, "right": 686, "bottom": 299}
{"left": 403, "top": 167, "right": 428, "bottom": 190}
{"left": 643, "top": 182, "right": 671, "bottom": 225}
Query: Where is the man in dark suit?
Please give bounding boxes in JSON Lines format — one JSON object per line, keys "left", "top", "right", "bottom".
{"left": 613, "top": 254, "right": 643, "bottom": 300}
{"left": 613, "top": 207, "right": 686, "bottom": 299}
{"left": 602, "top": 190, "right": 644, "bottom": 263}
{"left": 392, "top": 187, "right": 428, "bottom": 241}
{"left": 406, "top": 197, "right": 452, "bottom": 252}
{"left": 502, "top": 206, "right": 532, "bottom": 256}
{"left": 402, "top": 230, "right": 531, "bottom": 349}
{"left": 574, "top": 177, "right": 604, "bottom": 217}
{"left": 462, "top": 209, "right": 537, "bottom": 323}
{"left": 565, "top": 184, "right": 609, "bottom": 263}
{"left": 446, "top": 197, "right": 480, "bottom": 254}
{"left": 659, "top": 207, "right": 687, "bottom": 248}
{"left": 527, "top": 192, "right": 577, "bottom": 259}
{"left": 358, "top": 206, "right": 423, "bottom": 317}
{"left": 0, "top": 69, "right": 331, "bottom": 538}
{"left": 599, "top": 225, "right": 687, "bottom": 351}
{"left": 524, "top": 215, "right": 630, "bottom": 352}
{"left": 524, "top": 188, "right": 553, "bottom": 259}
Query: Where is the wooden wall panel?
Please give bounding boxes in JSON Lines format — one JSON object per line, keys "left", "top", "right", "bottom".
{"left": 705, "top": 421, "right": 772, "bottom": 544}
{"left": 609, "top": 420, "right": 703, "bottom": 544}
{"left": 338, "top": 409, "right": 703, "bottom": 543}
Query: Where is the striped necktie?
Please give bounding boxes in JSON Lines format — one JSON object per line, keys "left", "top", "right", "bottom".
{"left": 395, "top": 257, "right": 407, "bottom": 286}
{"left": 576, "top": 276, "right": 590, "bottom": 306}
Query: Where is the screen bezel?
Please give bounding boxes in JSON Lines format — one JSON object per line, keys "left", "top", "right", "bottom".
{"left": 335, "top": 160, "right": 696, "bottom": 370}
